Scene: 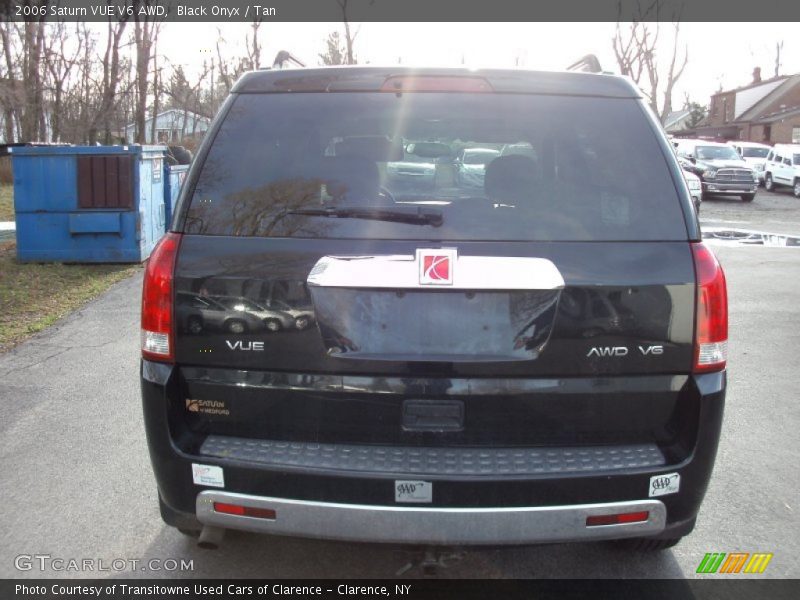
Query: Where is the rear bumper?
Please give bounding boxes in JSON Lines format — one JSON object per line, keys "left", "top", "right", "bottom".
{"left": 142, "top": 361, "right": 725, "bottom": 545}
{"left": 196, "top": 492, "right": 665, "bottom": 544}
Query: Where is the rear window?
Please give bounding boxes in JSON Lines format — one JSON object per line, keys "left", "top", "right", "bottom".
{"left": 184, "top": 92, "right": 687, "bottom": 241}
{"left": 741, "top": 147, "right": 769, "bottom": 158}
{"left": 696, "top": 145, "right": 740, "bottom": 161}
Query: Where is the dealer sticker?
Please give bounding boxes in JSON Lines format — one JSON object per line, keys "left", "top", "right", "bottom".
{"left": 649, "top": 473, "right": 680, "bottom": 497}
{"left": 395, "top": 480, "right": 432, "bottom": 503}
{"left": 192, "top": 463, "right": 225, "bottom": 488}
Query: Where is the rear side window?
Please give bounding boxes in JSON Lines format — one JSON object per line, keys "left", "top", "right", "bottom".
{"left": 741, "top": 147, "right": 769, "bottom": 158}
{"left": 184, "top": 92, "right": 687, "bottom": 241}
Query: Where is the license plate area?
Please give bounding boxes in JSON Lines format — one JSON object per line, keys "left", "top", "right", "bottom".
{"left": 402, "top": 399, "right": 464, "bottom": 432}
{"left": 309, "top": 288, "right": 560, "bottom": 362}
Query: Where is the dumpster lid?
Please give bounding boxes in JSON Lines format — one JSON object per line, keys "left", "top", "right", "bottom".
{"left": 7, "top": 144, "right": 168, "bottom": 156}
{"left": 0, "top": 142, "right": 71, "bottom": 156}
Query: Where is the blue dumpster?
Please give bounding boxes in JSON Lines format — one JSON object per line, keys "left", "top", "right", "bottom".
{"left": 164, "top": 163, "right": 188, "bottom": 228}
{"left": 10, "top": 145, "right": 168, "bottom": 262}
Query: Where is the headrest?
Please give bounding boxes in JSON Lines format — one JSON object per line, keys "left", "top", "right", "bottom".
{"left": 484, "top": 155, "right": 538, "bottom": 201}
{"left": 318, "top": 155, "right": 380, "bottom": 202}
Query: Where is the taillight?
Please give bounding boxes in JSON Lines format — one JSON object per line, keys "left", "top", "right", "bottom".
{"left": 692, "top": 242, "right": 728, "bottom": 372}
{"left": 141, "top": 232, "right": 181, "bottom": 362}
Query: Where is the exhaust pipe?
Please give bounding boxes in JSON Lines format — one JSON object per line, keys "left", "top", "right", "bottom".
{"left": 197, "top": 525, "right": 225, "bottom": 550}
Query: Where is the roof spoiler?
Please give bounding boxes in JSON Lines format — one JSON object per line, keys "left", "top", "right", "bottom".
{"left": 272, "top": 50, "right": 306, "bottom": 70}
{"left": 566, "top": 54, "right": 603, "bottom": 74}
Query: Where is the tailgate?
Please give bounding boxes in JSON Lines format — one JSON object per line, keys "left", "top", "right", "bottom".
{"left": 173, "top": 235, "right": 695, "bottom": 377}
{"left": 171, "top": 236, "right": 696, "bottom": 448}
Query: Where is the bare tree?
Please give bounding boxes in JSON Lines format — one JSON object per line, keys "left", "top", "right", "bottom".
{"left": 133, "top": 1, "right": 160, "bottom": 143}
{"left": 214, "top": 30, "right": 251, "bottom": 95}
{"left": 612, "top": 0, "right": 688, "bottom": 122}
{"left": 658, "top": 21, "right": 688, "bottom": 120}
{"left": 42, "top": 23, "right": 85, "bottom": 142}
{"left": 212, "top": 23, "right": 269, "bottom": 98}
{"left": 774, "top": 41, "right": 783, "bottom": 77}
{"left": 0, "top": 21, "right": 22, "bottom": 142}
{"left": 248, "top": 19, "right": 263, "bottom": 70}
{"left": 161, "top": 61, "right": 214, "bottom": 142}
{"left": 91, "top": 17, "right": 130, "bottom": 143}
{"left": 20, "top": 20, "right": 48, "bottom": 141}
{"left": 335, "top": 0, "right": 359, "bottom": 65}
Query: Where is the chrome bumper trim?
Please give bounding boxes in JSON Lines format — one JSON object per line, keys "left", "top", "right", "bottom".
{"left": 196, "top": 492, "right": 666, "bottom": 545}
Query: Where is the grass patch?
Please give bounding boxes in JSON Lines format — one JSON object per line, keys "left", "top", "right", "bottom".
{"left": 0, "top": 242, "right": 140, "bottom": 352}
{"left": 0, "top": 184, "right": 13, "bottom": 221}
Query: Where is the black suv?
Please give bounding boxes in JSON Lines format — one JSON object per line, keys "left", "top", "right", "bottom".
{"left": 141, "top": 67, "right": 727, "bottom": 551}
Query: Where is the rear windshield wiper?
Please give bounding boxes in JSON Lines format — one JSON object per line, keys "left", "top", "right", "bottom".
{"left": 286, "top": 206, "right": 443, "bottom": 227}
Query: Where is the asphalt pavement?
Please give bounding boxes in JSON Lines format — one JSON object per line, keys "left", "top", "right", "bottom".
{"left": 1, "top": 190, "right": 799, "bottom": 579}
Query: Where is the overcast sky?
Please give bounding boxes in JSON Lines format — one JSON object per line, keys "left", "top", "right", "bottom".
{"left": 157, "top": 22, "right": 799, "bottom": 109}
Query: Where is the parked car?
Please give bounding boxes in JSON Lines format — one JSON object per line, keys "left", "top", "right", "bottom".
{"left": 385, "top": 142, "right": 444, "bottom": 194}
{"left": 262, "top": 298, "right": 315, "bottom": 330}
{"left": 671, "top": 142, "right": 702, "bottom": 213}
{"left": 682, "top": 168, "right": 703, "bottom": 213}
{"left": 142, "top": 66, "right": 726, "bottom": 552}
{"left": 676, "top": 140, "right": 757, "bottom": 201}
{"left": 213, "top": 296, "right": 296, "bottom": 332}
{"left": 763, "top": 144, "right": 800, "bottom": 197}
{"left": 175, "top": 293, "right": 265, "bottom": 335}
{"left": 728, "top": 141, "right": 771, "bottom": 184}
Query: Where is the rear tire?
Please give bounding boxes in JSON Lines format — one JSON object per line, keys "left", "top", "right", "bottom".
{"left": 616, "top": 537, "right": 682, "bottom": 551}
{"left": 794, "top": 179, "right": 800, "bottom": 198}
{"left": 741, "top": 193, "right": 755, "bottom": 202}
{"left": 765, "top": 173, "right": 774, "bottom": 191}
{"left": 294, "top": 316, "right": 310, "bottom": 330}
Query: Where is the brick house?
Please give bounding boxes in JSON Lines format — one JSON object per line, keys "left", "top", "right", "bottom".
{"left": 689, "top": 69, "right": 800, "bottom": 144}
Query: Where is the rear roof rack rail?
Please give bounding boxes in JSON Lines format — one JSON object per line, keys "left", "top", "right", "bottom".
{"left": 566, "top": 54, "right": 603, "bottom": 74}
{"left": 272, "top": 50, "right": 306, "bottom": 70}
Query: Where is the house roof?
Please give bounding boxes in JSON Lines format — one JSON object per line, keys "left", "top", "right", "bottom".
{"left": 711, "top": 75, "right": 789, "bottom": 97}
{"left": 753, "top": 105, "right": 800, "bottom": 124}
{"left": 124, "top": 109, "right": 211, "bottom": 130}
{"left": 663, "top": 108, "right": 692, "bottom": 129}
{"left": 735, "top": 74, "right": 800, "bottom": 123}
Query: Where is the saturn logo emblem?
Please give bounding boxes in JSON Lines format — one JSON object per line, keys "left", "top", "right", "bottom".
{"left": 418, "top": 249, "right": 456, "bottom": 285}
